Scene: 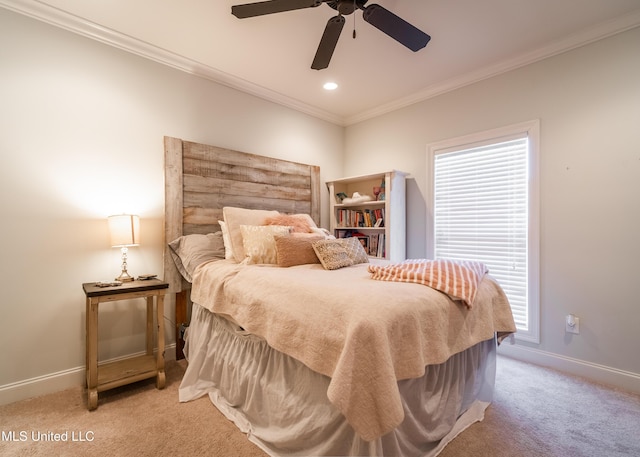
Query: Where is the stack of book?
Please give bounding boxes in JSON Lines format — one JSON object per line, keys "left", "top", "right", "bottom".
{"left": 336, "top": 208, "right": 385, "bottom": 228}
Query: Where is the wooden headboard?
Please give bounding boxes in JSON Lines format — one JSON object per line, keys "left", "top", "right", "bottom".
{"left": 163, "top": 137, "right": 321, "bottom": 357}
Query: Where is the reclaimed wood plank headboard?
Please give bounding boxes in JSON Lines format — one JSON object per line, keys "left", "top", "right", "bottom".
{"left": 163, "top": 136, "right": 321, "bottom": 357}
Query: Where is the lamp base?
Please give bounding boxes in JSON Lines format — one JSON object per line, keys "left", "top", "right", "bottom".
{"left": 115, "top": 246, "right": 134, "bottom": 282}
{"left": 115, "top": 270, "right": 134, "bottom": 282}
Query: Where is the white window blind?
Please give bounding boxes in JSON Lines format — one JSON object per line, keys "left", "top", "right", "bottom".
{"left": 432, "top": 135, "right": 534, "bottom": 337}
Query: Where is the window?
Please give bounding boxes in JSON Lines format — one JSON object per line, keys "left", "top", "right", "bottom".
{"left": 427, "top": 121, "right": 540, "bottom": 343}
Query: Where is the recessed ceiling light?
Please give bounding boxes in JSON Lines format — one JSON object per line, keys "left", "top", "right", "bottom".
{"left": 323, "top": 82, "right": 338, "bottom": 91}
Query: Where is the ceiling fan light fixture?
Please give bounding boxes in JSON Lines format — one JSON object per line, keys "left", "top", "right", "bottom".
{"left": 232, "top": 0, "right": 430, "bottom": 69}
{"left": 323, "top": 81, "right": 339, "bottom": 90}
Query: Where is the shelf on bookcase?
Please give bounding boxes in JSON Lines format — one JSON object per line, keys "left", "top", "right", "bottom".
{"left": 335, "top": 200, "right": 386, "bottom": 208}
{"left": 336, "top": 226, "right": 384, "bottom": 230}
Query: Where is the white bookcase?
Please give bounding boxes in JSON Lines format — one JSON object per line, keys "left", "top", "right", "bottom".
{"left": 327, "top": 171, "right": 407, "bottom": 262}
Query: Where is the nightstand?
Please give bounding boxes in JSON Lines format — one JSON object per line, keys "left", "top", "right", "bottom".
{"left": 82, "top": 279, "right": 168, "bottom": 410}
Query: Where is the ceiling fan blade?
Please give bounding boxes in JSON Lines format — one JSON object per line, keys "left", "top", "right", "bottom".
{"left": 232, "top": 0, "right": 322, "bottom": 19}
{"left": 311, "top": 15, "right": 345, "bottom": 70}
{"left": 362, "top": 4, "right": 430, "bottom": 52}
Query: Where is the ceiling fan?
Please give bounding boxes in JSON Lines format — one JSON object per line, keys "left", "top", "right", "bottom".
{"left": 231, "top": 0, "right": 431, "bottom": 70}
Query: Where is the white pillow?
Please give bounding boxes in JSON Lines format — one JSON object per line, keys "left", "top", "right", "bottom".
{"left": 240, "top": 225, "right": 291, "bottom": 264}
{"left": 218, "top": 220, "right": 234, "bottom": 260}
{"left": 168, "top": 232, "right": 225, "bottom": 282}
{"left": 223, "top": 207, "right": 280, "bottom": 262}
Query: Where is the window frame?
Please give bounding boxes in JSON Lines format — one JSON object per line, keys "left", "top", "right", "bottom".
{"left": 426, "top": 120, "right": 540, "bottom": 343}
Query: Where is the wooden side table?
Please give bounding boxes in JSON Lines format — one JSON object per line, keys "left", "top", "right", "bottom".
{"left": 82, "top": 279, "right": 168, "bottom": 410}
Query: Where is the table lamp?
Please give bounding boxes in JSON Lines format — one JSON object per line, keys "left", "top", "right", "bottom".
{"left": 108, "top": 214, "right": 140, "bottom": 282}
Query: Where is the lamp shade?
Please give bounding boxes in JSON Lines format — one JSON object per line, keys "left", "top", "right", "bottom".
{"left": 108, "top": 214, "right": 140, "bottom": 247}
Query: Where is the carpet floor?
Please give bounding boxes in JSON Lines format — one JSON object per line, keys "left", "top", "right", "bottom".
{"left": 0, "top": 355, "right": 638, "bottom": 456}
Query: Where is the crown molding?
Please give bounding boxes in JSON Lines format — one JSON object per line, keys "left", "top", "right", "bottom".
{"left": 3, "top": 1, "right": 639, "bottom": 127}
{"left": 344, "top": 9, "right": 640, "bottom": 125}
{"left": 0, "top": 0, "right": 345, "bottom": 125}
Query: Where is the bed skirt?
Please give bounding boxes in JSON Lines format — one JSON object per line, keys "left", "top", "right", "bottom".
{"left": 179, "top": 303, "right": 497, "bottom": 457}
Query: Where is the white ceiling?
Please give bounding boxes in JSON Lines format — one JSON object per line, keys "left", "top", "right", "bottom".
{"left": 4, "top": 0, "right": 640, "bottom": 125}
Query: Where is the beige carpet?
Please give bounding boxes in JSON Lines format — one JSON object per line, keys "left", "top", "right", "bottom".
{"left": 1, "top": 356, "right": 638, "bottom": 456}
{"left": 0, "top": 360, "right": 264, "bottom": 457}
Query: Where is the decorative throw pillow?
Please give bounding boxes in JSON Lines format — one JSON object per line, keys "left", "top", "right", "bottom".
{"left": 168, "top": 232, "right": 225, "bottom": 282}
{"left": 223, "top": 207, "right": 280, "bottom": 262}
{"left": 274, "top": 234, "right": 323, "bottom": 267}
{"left": 339, "top": 237, "right": 370, "bottom": 264}
{"left": 240, "top": 225, "right": 292, "bottom": 264}
{"left": 264, "top": 213, "right": 317, "bottom": 233}
{"left": 312, "top": 239, "right": 354, "bottom": 270}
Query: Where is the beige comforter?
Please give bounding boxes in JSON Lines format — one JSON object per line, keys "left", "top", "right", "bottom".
{"left": 191, "top": 259, "right": 516, "bottom": 441}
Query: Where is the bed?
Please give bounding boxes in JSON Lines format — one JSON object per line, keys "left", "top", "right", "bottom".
{"left": 163, "top": 137, "right": 517, "bottom": 456}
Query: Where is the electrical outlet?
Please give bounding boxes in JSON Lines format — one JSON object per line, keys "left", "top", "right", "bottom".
{"left": 565, "top": 315, "right": 580, "bottom": 334}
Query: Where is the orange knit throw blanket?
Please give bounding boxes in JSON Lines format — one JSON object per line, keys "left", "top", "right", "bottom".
{"left": 368, "top": 259, "right": 488, "bottom": 308}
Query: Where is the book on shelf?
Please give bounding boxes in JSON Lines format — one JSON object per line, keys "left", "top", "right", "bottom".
{"left": 336, "top": 208, "right": 385, "bottom": 228}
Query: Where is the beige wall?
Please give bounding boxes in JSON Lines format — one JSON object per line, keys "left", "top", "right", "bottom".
{"left": 344, "top": 27, "right": 640, "bottom": 387}
{"left": 0, "top": 9, "right": 343, "bottom": 403}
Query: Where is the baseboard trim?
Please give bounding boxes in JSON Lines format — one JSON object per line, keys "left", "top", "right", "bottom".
{"left": 0, "top": 344, "right": 177, "bottom": 406}
{"left": 498, "top": 342, "right": 640, "bottom": 394}
{"left": 5, "top": 343, "right": 637, "bottom": 406}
